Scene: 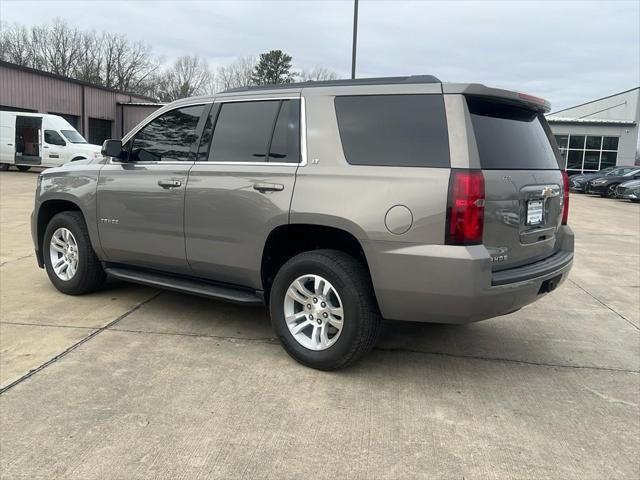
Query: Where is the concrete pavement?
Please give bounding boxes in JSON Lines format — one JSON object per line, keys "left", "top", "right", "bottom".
{"left": 0, "top": 169, "right": 638, "bottom": 479}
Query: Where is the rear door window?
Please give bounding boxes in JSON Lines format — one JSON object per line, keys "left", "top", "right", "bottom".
{"left": 467, "top": 96, "right": 559, "bottom": 170}
{"left": 207, "top": 99, "right": 300, "bottom": 163}
{"left": 334, "top": 94, "right": 450, "bottom": 168}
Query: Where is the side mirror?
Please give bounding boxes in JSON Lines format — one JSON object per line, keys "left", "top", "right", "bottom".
{"left": 101, "top": 139, "right": 123, "bottom": 159}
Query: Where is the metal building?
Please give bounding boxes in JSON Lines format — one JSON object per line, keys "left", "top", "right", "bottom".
{"left": 0, "top": 60, "right": 161, "bottom": 145}
{"left": 547, "top": 87, "right": 640, "bottom": 176}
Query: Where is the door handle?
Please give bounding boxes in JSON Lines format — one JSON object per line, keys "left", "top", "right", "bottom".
{"left": 158, "top": 179, "right": 182, "bottom": 189}
{"left": 253, "top": 182, "right": 284, "bottom": 193}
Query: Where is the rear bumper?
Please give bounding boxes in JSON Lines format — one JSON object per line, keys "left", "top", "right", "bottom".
{"left": 368, "top": 226, "right": 574, "bottom": 324}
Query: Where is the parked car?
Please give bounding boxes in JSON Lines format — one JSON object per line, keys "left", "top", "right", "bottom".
{"left": 569, "top": 166, "right": 619, "bottom": 192}
{"left": 615, "top": 179, "right": 640, "bottom": 202}
{"left": 586, "top": 168, "right": 640, "bottom": 197}
{"left": 0, "top": 112, "right": 101, "bottom": 172}
{"left": 31, "top": 76, "right": 574, "bottom": 370}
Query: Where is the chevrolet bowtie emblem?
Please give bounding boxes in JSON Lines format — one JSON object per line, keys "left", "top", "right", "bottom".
{"left": 541, "top": 187, "right": 555, "bottom": 198}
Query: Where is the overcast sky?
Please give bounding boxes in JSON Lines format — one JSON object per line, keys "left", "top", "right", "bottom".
{"left": 1, "top": 0, "right": 638, "bottom": 111}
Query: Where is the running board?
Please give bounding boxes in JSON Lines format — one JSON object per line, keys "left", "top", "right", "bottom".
{"left": 104, "top": 265, "right": 264, "bottom": 306}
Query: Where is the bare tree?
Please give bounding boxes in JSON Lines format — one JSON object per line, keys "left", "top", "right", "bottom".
{"left": 215, "top": 56, "right": 256, "bottom": 92}
{"left": 299, "top": 66, "right": 340, "bottom": 82}
{"left": 0, "top": 19, "right": 159, "bottom": 96}
{"left": 155, "top": 55, "right": 212, "bottom": 101}
{"left": 0, "top": 23, "right": 43, "bottom": 68}
{"left": 73, "top": 30, "right": 103, "bottom": 84}
{"left": 38, "top": 19, "right": 83, "bottom": 76}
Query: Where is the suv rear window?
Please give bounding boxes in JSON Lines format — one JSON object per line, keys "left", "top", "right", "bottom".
{"left": 467, "top": 96, "right": 559, "bottom": 170}
{"left": 334, "top": 94, "right": 450, "bottom": 168}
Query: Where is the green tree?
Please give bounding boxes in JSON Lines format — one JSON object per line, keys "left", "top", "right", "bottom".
{"left": 251, "top": 49, "right": 295, "bottom": 85}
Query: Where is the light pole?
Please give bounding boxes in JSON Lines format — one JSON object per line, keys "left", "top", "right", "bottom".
{"left": 351, "top": 0, "right": 359, "bottom": 79}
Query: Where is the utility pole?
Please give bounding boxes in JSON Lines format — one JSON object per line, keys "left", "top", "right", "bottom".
{"left": 351, "top": 0, "right": 359, "bottom": 79}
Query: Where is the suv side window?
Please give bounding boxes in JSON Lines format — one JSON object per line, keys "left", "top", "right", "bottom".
{"left": 334, "top": 94, "right": 450, "bottom": 168}
{"left": 127, "top": 104, "right": 205, "bottom": 162}
{"left": 205, "top": 99, "right": 300, "bottom": 163}
{"left": 44, "top": 130, "right": 66, "bottom": 146}
{"left": 268, "top": 100, "right": 300, "bottom": 163}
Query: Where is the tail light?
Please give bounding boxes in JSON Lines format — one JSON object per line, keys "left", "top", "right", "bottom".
{"left": 446, "top": 170, "right": 485, "bottom": 245}
{"left": 561, "top": 170, "right": 570, "bottom": 225}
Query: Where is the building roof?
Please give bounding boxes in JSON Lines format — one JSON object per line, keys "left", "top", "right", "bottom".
{"left": 546, "top": 116, "right": 636, "bottom": 126}
{"left": 222, "top": 75, "right": 442, "bottom": 93}
{"left": 549, "top": 86, "right": 639, "bottom": 115}
{"left": 0, "top": 60, "right": 157, "bottom": 102}
{"left": 117, "top": 102, "right": 165, "bottom": 107}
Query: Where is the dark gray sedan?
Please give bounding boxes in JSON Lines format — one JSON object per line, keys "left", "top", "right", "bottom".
{"left": 616, "top": 179, "right": 640, "bottom": 202}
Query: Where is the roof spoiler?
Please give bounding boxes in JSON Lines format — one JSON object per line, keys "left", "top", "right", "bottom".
{"left": 443, "top": 83, "right": 551, "bottom": 113}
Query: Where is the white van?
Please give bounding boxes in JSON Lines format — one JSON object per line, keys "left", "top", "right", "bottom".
{"left": 0, "top": 112, "right": 101, "bottom": 171}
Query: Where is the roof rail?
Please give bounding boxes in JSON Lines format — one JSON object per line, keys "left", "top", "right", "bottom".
{"left": 222, "top": 75, "right": 441, "bottom": 94}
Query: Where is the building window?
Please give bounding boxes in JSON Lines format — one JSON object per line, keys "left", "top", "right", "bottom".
{"left": 88, "top": 118, "right": 112, "bottom": 145}
{"left": 554, "top": 134, "right": 619, "bottom": 176}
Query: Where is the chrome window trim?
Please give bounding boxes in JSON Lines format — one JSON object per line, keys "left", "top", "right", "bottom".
{"left": 110, "top": 97, "right": 307, "bottom": 167}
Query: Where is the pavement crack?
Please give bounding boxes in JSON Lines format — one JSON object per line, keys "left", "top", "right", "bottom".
{"left": 109, "top": 326, "right": 277, "bottom": 344}
{"left": 0, "top": 321, "right": 97, "bottom": 330}
{"left": 0, "top": 292, "right": 163, "bottom": 395}
{"left": 569, "top": 279, "right": 639, "bottom": 331}
{"left": 373, "top": 346, "right": 640, "bottom": 373}
{"left": 0, "top": 254, "right": 34, "bottom": 267}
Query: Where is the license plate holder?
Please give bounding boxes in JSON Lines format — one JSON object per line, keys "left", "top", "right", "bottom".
{"left": 526, "top": 200, "right": 544, "bottom": 226}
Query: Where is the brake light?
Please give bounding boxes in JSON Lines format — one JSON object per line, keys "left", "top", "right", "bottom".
{"left": 446, "top": 170, "right": 485, "bottom": 245}
{"left": 561, "top": 170, "right": 570, "bottom": 225}
{"left": 518, "top": 92, "right": 547, "bottom": 105}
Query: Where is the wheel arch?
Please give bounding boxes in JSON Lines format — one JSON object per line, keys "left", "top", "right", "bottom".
{"left": 260, "top": 223, "right": 375, "bottom": 302}
{"left": 36, "top": 199, "right": 84, "bottom": 267}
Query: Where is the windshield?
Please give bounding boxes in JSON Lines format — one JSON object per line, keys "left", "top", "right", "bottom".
{"left": 623, "top": 169, "right": 640, "bottom": 177}
{"left": 61, "top": 130, "right": 87, "bottom": 144}
{"left": 608, "top": 167, "right": 636, "bottom": 176}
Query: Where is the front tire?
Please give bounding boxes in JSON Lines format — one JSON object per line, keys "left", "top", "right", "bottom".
{"left": 43, "top": 211, "right": 106, "bottom": 295}
{"left": 16, "top": 165, "right": 31, "bottom": 172}
{"left": 606, "top": 184, "right": 619, "bottom": 198}
{"left": 269, "top": 250, "right": 381, "bottom": 370}
{"left": 0, "top": 163, "right": 9, "bottom": 171}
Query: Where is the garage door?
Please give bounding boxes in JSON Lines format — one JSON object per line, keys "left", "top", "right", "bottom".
{"left": 88, "top": 118, "right": 112, "bottom": 145}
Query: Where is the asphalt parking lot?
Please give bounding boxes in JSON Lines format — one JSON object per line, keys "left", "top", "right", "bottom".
{"left": 0, "top": 169, "right": 638, "bottom": 479}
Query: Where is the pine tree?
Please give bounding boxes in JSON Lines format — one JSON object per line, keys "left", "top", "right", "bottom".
{"left": 251, "top": 50, "right": 295, "bottom": 85}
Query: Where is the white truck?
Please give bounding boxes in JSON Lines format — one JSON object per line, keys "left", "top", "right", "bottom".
{"left": 0, "top": 112, "right": 101, "bottom": 171}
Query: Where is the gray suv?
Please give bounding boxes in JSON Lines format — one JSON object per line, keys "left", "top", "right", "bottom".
{"left": 31, "top": 76, "right": 574, "bottom": 370}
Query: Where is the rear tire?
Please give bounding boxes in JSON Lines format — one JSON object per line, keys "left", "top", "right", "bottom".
{"left": 269, "top": 249, "right": 381, "bottom": 370}
{"left": 16, "top": 165, "right": 31, "bottom": 172}
{"left": 43, "top": 211, "right": 106, "bottom": 295}
{"left": 0, "top": 163, "right": 9, "bottom": 171}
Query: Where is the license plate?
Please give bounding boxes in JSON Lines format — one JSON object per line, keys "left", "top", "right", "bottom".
{"left": 526, "top": 200, "right": 544, "bottom": 225}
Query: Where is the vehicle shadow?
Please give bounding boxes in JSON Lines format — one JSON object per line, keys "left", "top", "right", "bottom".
{"left": 100, "top": 278, "right": 581, "bottom": 371}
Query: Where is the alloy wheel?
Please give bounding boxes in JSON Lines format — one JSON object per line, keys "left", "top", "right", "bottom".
{"left": 49, "top": 227, "right": 79, "bottom": 281}
{"left": 283, "top": 274, "right": 344, "bottom": 351}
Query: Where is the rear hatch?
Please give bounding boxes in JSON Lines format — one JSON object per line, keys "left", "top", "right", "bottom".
{"left": 466, "top": 96, "right": 565, "bottom": 270}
